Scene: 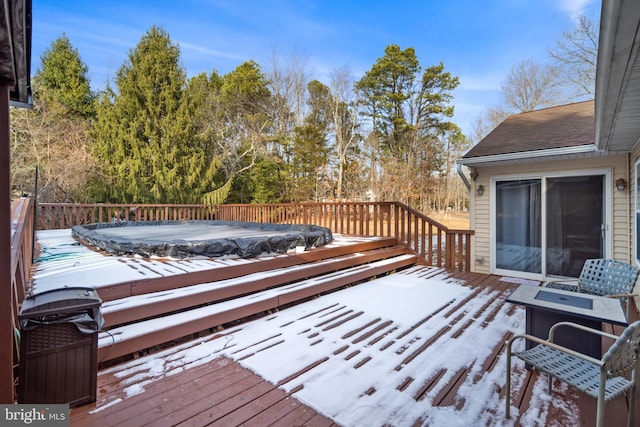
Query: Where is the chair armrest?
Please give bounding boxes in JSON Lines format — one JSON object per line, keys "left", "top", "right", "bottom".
{"left": 548, "top": 321, "right": 619, "bottom": 341}
{"left": 545, "top": 279, "right": 578, "bottom": 284}
{"left": 544, "top": 279, "right": 578, "bottom": 286}
{"left": 508, "top": 332, "right": 603, "bottom": 365}
{"left": 605, "top": 293, "right": 637, "bottom": 299}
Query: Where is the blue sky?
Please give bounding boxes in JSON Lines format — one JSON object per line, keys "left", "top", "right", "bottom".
{"left": 32, "top": 0, "right": 601, "bottom": 136}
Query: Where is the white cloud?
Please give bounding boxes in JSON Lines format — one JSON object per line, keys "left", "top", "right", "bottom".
{"left": 559, "top": 0, "right": 596, "bottom": 22}
{"left": 178, "top": 42, "right": 247, "bottom": 62}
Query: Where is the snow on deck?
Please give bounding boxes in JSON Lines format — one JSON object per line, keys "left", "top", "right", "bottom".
{"left": 90, "top": 267, "right": 577, "bottom": 427}
{"left": 31, "top": 229, "right": 381, "bottom": 295}
{"left": 34, "top": 229, "right": 580, "bottom": 426}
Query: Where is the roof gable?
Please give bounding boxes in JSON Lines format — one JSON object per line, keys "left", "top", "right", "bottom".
{"left": 463, "top": 100, "right": 595, "bottom": 159}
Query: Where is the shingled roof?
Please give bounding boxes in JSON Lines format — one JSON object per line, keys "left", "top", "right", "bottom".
{"left": 463, "top": 100, "right": 595, "bottom": 160}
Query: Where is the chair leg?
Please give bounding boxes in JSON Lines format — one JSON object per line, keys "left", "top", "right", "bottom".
{"left": 506, "top": 349, "right": 512, "bottom": 419}
{"left": 627, "top": 374, "right": 637, "bottom": 427}
{"left": 597, "top": 375, "right": 606, "bottom": 427}
{"left": 625, "top": 298, "right": 630, "bottom": 322}
{"left": 596, "top": 398, "right": 604, "bottom": 427}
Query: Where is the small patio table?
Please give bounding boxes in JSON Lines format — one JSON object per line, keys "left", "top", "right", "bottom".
{"left": 506, "top": 284, "right": 628, "bottom": 359}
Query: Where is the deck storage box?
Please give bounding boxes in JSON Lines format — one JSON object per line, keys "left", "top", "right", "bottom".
{"left": 18, "top": 287, "right": 104, "bottom": 407}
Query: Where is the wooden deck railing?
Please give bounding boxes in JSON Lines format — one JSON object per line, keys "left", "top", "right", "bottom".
{"left": 7, "top": 197, "right": 35, "bottom": 402}
{"left": 36, "top": 201, "right": 473, "bottom": 272}
{"left": 11, "top": 197, "right": 34, "bottom": 303}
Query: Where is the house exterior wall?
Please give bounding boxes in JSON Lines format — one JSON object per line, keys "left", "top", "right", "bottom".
{"left": 630, "top": 144, "right": 640, "bottom": 310}
{"left": 468, "top": 152, "right": 630, "bottom": 276}
{"left": 631, "top": 144, "right": 640, "bottom": 266}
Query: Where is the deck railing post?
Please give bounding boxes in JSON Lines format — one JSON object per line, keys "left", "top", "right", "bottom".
{"left": 444, "top": 232, "right": 452, "bottom": 270}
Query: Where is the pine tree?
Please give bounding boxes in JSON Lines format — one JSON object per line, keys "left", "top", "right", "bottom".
{"left": 287, "top": 80, "right": 330, "bottom": 201}
{"left": 290, "top": 123, "right": 329, "bottom": 201}
{"left": 92, "top": 26, "right": 220, "bottom": 203}
{"left": 356, "top": 45, "right": 459, "bottom": 205}
{"left": 34, "top": 33, "right": 94, "bottom": 117}
{"left": 218, "top": 61, "right": 273, "bottom": 202}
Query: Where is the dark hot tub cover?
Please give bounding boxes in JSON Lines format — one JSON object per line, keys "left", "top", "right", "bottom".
{"left": 72, "top": 220, "right": 333, "bottom": 259}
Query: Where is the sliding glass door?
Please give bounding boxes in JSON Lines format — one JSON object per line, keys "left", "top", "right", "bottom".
{"left": 494, "top": 174, "right": 605, "bottom": 278}
{"left": 546, "top": 175, "right": 604, "bottom": 277}
{"left": 496, "top": 179, "right": 542, "bottom": 273}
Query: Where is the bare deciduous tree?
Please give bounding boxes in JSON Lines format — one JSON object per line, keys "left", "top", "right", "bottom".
{"left": 502, "top": 59, "right": 563, "bottom": 113}
{"left": 470, "top": 105, "right": 511, "bottom": 145}
{"left": 10, "top": 104, "right": 96, "bottom": 202}
{"left": 266, "top": 48, "right": 313, "bottom": 140}
{"left": 328, "top": 65, "right": 360, "bottom": 199}
{"left": 549, "top": 14, "right": 598, "bottom": 98}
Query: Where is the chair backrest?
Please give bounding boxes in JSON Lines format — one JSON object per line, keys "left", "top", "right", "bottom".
{"left": 578, "top": 258, "right": 640, "bottom": 296}
{"left": 603, "top": 320, "right": 640, "bottom": 377}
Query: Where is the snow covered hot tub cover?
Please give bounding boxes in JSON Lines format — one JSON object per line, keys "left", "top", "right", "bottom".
{"left": 71, "top": 220, "right": 333, "bottom": 259}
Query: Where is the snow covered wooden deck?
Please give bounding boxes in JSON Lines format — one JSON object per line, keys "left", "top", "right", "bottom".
{"left": 63, "top": 269, "right": 639, "bottom": 426}
{"left": 31, "top": 230, "right": 639, "bottom": 426}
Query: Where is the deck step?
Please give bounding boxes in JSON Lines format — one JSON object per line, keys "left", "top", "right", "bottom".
{"left": 96, "top": 236, "right": 399, "bottom": 302}
{"left": 98, "top": 253, "right": 417, "bottom": 362}
{"left": 102, "top": 246, "right": 411, "bottom": 328}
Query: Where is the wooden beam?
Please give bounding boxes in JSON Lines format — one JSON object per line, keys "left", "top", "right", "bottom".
{"left": 0, "top": 86, "right": 13, "bottom": 403}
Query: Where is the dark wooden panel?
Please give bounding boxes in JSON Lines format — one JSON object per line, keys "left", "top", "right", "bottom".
{"left": 19, "top": 322, "right": 98, "bottom": 407}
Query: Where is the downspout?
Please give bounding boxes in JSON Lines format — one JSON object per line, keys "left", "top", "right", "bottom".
{"left": 457, "top": 162, "right": 471, "bottom": 190}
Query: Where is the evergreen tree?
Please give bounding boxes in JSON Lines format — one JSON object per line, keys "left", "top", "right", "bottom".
{"left": 10, "top": 34, "right": 96, "bottom": 202}
{"left": 92, "top": 26, "right": 219, "bottom": 203}
{"left": 356, "top": 45, "right": 459, "bottom": 206}
{"left": 306, "top": 79, "right": 330, "bottom": 129}
{"left": 34, "top": 33, "right": 94, "bottom": 117}
{"left": 183, "top": 71, "right": 229, "bottom": 204}
{"left": 217, "top": 61, "right": 274, "bottom": 202}
{"left": 249, "top": 155, "right": 284, "bottom": 203}
{"left": 287, "top": 80, "right": 331, "bottom": 201}
{"left": 290, "top": 123, "right": 329, "bottom": 201}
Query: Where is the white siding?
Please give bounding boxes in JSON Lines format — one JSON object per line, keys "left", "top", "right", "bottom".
{"left": 470, "top": 177, "right": 491, "bottom": 274}
{"left": 631, "top": 144, "right": 640, "bottom": 265}
{"left": 630, "top": 145, "right": 640, "bottom": 311}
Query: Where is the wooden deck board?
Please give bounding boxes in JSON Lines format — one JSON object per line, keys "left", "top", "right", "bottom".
{"left": 98, "top": 252, "right": 417, "bottom": 363}
{"left": 97, "top": 237, "right": 400, "bottom": 302}
{"left": 70, "top": 266, "right": 640, "bottom": 426}
{"left": 102, "top": 246, "right": 409, "bottom": 328}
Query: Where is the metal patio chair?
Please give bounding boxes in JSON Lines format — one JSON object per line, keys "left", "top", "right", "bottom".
{"left": 546, "top": 258, "right": 640, "bottom": 320}
{"left": 506, "top": 320, "right": 640, "bottom": 427}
